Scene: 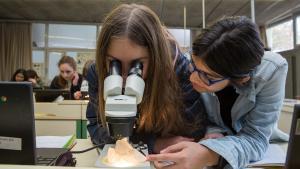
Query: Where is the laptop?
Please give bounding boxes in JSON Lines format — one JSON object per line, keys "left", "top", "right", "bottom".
{"left": 34, "top": 89, "right": 71, "bottom": 102}
{"left": 285, "top": 104, "right": 300, "bottom": 169}
{"left": 0, "top": 82, "right": 67, "bottom": 165}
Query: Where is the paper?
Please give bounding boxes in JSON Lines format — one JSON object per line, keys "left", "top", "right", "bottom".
{"left": 36, "top": 135, "right": 75, "bottom": 148}
{"left": 0, "top": 136, "right": 22, "bottom": 151}
{"left": 248, "top": 144, "right": 286, "bottom": 167}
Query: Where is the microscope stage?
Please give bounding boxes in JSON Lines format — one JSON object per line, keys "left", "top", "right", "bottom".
{"left": 95, "top": 144, "right": 151, "bottom": 169}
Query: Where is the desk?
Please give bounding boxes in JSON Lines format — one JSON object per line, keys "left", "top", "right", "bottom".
{"left": 72, "top": 139, "right": 99, "bottom": 167}
{"left": 33, "top": 99, "right": 297, "bottom": 140}
{"left": 34, "top": 99, "right": 296, "bottom": 139}
{"left": 34, "top": 100, "right": 89, "bottom": 139}
{"left": 278, "top": 99, "right": 300, "bottom": 134}
{"left": 0, "top": 139, "right": 288, "bottom": 169}
{"left": 0, "top": 139, "right": 98, "bottom": 169}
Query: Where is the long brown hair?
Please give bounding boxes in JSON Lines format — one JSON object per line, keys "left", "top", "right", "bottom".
{"left": 96, "top": 4, "right": 187, "bottom": 137}
{"left": 57, "top": 55, "right": 77, "bottom": 88}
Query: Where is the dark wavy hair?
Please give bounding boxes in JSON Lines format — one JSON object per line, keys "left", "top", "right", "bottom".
{"left": 11, "top": 69, "right": 28, "bottom": 81}
{"left": 26, "top": 69, "right": 39, "bottom": 79}
{"left": 192, "top": 16, "right": 264, "bottom": 78}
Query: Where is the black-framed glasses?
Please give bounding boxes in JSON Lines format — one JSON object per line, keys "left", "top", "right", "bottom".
{"left": 185, "top": 49, "right": 253, "bottom": 86}
{"left": 190, "top": 58, "right": 229, "bottom": 86}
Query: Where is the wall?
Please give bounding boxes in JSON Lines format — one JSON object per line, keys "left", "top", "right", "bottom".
{"left": 280, "top": 46, "right": 300, "bottom": 99}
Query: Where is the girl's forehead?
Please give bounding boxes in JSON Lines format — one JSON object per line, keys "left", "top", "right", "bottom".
{"left": 107, "top": 37, "right": 149, "bottom": 61}
{"left": 59, "top": 63, "right": 74, "bottom": 70}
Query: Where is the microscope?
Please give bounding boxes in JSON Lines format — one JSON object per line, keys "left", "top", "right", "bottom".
{"left": 103, "top": 59, "right": 145, "bottom": 140}
{"left": 96, "top": 60, "right": 150, "bottom": 168}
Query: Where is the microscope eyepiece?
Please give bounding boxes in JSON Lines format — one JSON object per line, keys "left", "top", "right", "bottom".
{"left": 128, "top": 60, "right": 143, "bottom": 77}
{"left": 109, "top": 60, "right": 122, "bottom": 76}
{"left": 104, "top": 60, "right": 145, "bottom": 140}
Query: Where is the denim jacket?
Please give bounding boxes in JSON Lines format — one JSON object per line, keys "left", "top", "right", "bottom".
{"left": 85, "top": 51, "right": 207, "bottom": 152}
{"left": 199, "top": 51, "right": 288, "bottom": 169}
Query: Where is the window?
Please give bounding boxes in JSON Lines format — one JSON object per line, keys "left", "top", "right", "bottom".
{"left": 168, "top": 28, "right": 191, "bottom": 49}
{"left": 66, "top": 51, "right": 95, "bottom": 74}
{"left": 48, "top": 52, "right": 64, "bottom": 81}
{"left": 296, "top": 16, "right": 300, "bottom": 45}
{"left": 32, "top": 23, "right": 97, "bottom": 84}
{"left": 32, "top": 50, "right": 45, "bottom": 80}
{"left": 47, "top": 51, "right": 95, "bottom": 83}
{"left": 48, "top": 24, "right": 97, "bottom": 49}
{"left": 32, "top": 24, "right": 45, "bottom": 48}
{"left": 266, "top": 20, "right": 294, "bottom": 52}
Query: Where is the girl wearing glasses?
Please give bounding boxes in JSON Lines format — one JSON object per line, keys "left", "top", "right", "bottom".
{"left": 85, "top": 4, "right": 207, "bottom": 154}
{"left": 148, "top": 16, "right": 288, "bottom": 169}
{"left": 50, "top": 55, "right": 83, "bottom": 100}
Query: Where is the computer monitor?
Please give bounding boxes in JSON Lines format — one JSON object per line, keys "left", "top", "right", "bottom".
{"left": 0, "top": 82, "right": 67, "bottom": 165}
{"left": 285, "top": 104, "right": 300, "bottom": 169}
{"left": 34, "top": 89, "right": 71, "bottom": 102}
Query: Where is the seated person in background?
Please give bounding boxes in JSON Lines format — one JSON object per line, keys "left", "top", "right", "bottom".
{"left": 26, "top": 69, "right": 44, "bottom": 89}
{"left": 11, "top": 68, "right": 28, "bottom": 82}
{"left": 80, "top": 60, "right": 95, "bottom": 96}
{"left": 50, "top": 56, "right": 83, "bottom": 100}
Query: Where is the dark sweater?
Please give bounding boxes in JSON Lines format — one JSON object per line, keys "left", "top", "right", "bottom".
{"left": 50, "top": 74, "right": 83, "bottom": 100}
{"left": 215, "top": 86, "right": 239, "bottom": 133}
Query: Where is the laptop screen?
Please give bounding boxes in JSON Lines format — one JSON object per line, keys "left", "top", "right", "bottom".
{"left": 0, "top": 82, "right": 36, "bottom": 164}
{"left": 34, "top": 89, "right": 71, "bottom": 102}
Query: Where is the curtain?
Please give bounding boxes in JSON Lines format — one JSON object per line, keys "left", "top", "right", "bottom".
{"left": 0, "top": 22, "right": 32, "bottom": 81}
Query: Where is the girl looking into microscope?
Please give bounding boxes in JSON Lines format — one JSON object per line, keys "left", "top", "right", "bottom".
{"left": 85, "top": 3, "right": 207, "bottom": 154}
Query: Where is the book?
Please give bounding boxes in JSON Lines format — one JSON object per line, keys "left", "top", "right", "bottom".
{"left": 247, "top": 144, "right": 286, "bottom": 167}
{"left": 36, "top": 135, "right": 76, "bottom": 149}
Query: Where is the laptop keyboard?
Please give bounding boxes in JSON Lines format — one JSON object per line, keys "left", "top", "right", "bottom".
{"left": 36, "top": 148, "right": 68, "bottom": 166}
{"left": 36, "top": 156, "right": 56, "bottom": 166}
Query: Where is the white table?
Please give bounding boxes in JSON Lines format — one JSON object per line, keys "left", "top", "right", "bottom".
{"left": 0, "top": 139, "right": 288, "bottom": 169}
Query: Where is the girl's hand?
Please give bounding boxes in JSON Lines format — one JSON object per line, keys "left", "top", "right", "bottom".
{"left": 28, "top": 78, "right": 37, "bottom": 85}
{"left": 72, "top": 72, "right": 79, "bottom": 86}
{"left": 73, "top": 91, "right": 82, "bottom": 100}
{"left": 147, "top": 141, "right": 219, "bottom": 169}
{"left": 154, "top": 136, "right": 194, "bottom": 154}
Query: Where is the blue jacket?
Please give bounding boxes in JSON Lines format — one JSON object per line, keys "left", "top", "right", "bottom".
{"left": 199, "top": 51, "right": 288, "bottom": 169}
{"left": 85, "top": 52, "right": 207, "bottom": 152}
